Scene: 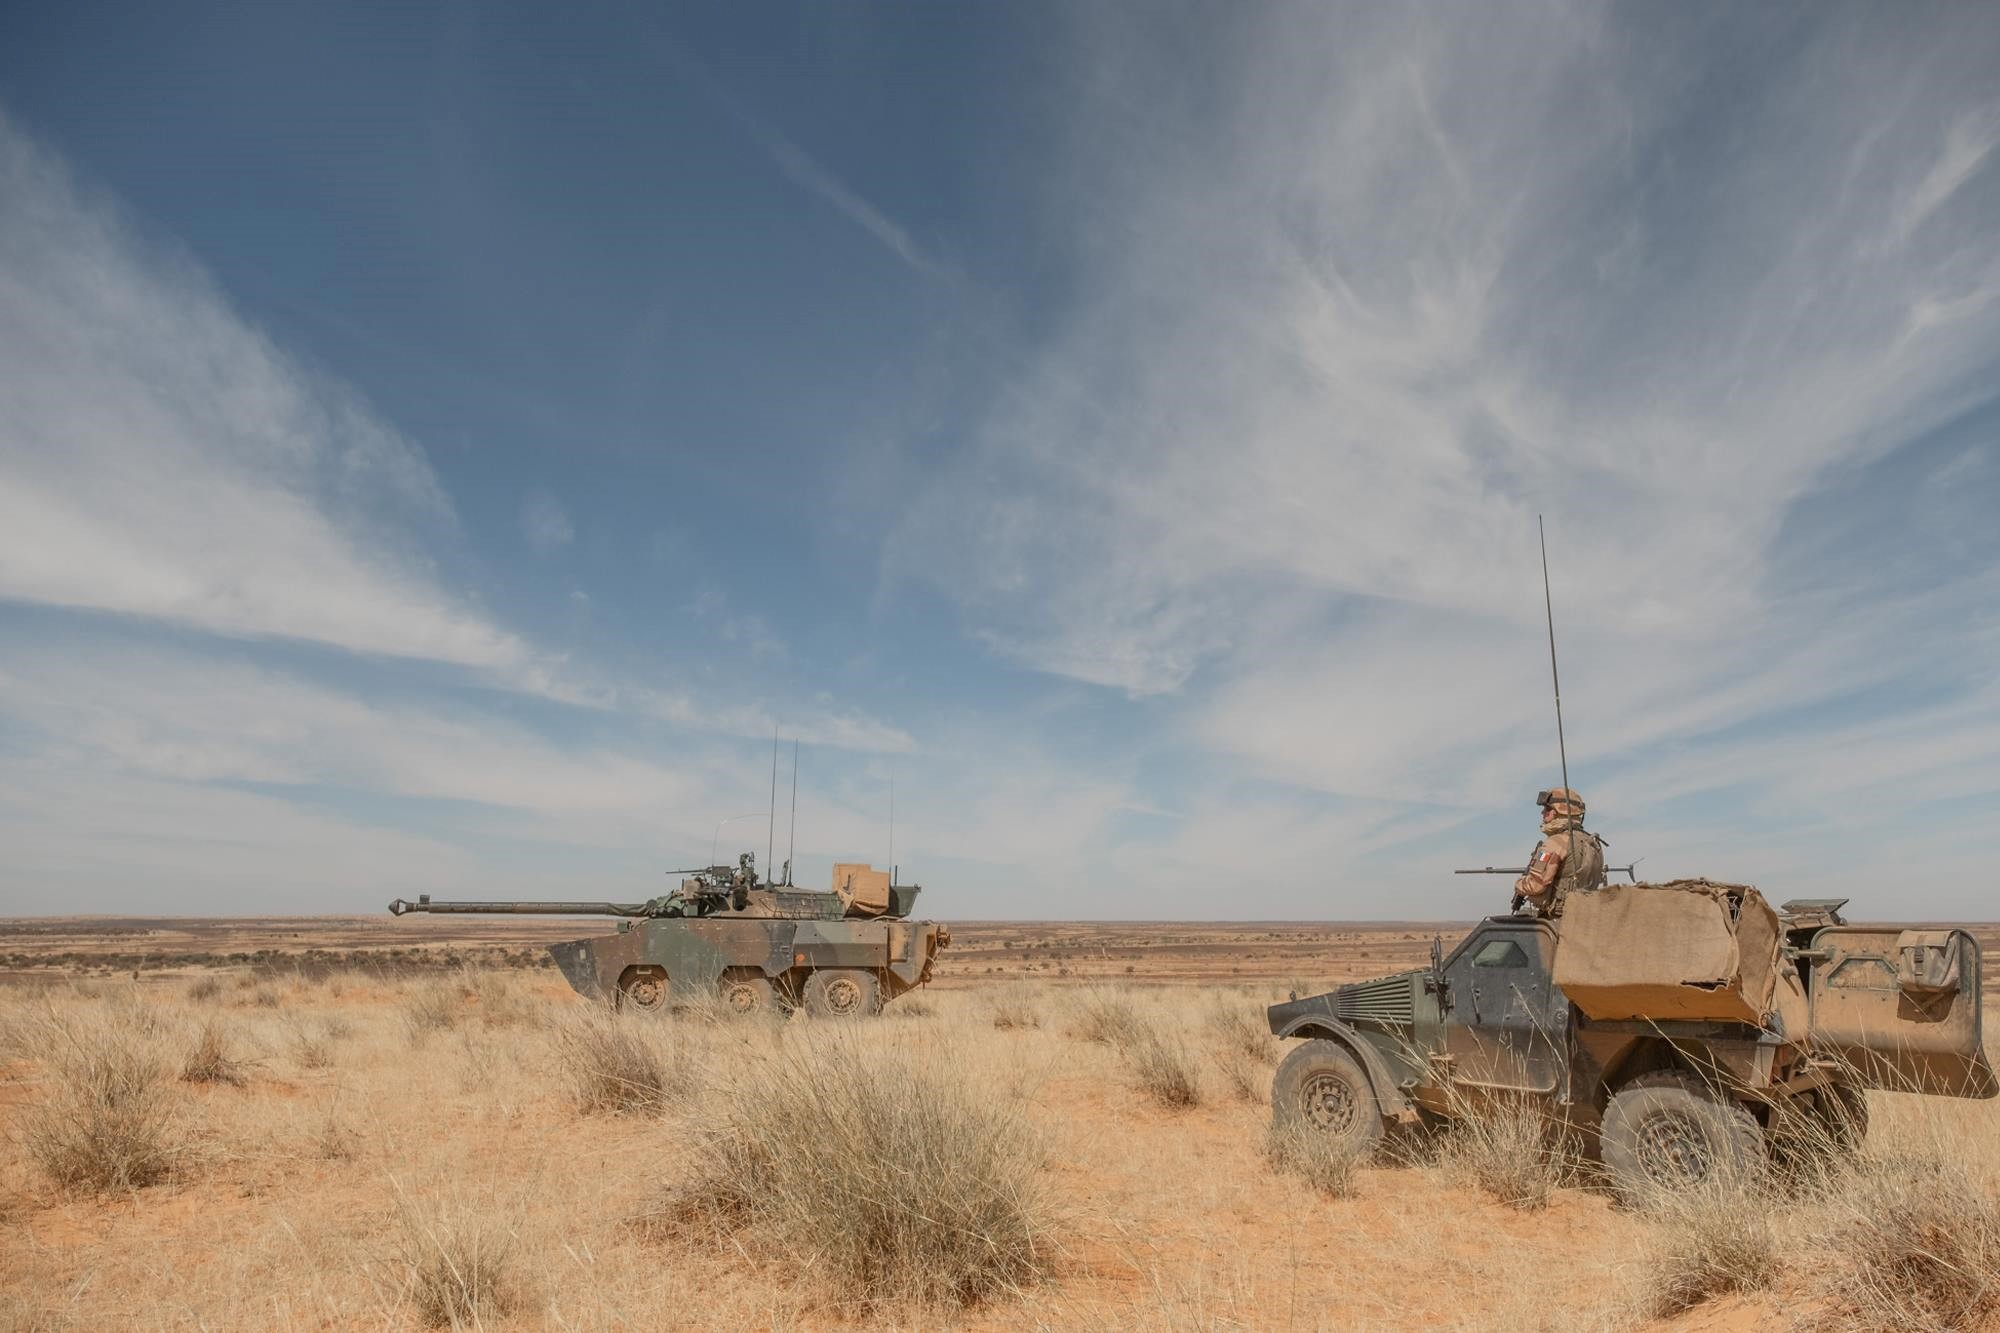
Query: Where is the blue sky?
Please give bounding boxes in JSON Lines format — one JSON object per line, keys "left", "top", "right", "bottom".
{"left": 2, "top": 2, "right": 1996, "bottom": 919}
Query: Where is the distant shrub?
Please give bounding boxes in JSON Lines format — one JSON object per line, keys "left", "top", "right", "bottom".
{"left": 185, "top": 976, "right": 223, "bottom": 1003}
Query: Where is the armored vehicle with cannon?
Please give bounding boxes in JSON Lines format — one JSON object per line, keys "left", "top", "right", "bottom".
{"left": 1268, "top": 881, "right": 1996, "bottom": 1202}
{"left": 389, "top": 853, "right": 948, "bottom": 1018}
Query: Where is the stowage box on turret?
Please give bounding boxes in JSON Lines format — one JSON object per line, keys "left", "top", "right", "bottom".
{"left": 388, "top": 854, "right": 949, "bottom": 1018}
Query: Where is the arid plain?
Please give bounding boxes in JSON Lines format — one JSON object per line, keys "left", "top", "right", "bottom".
{"left": 3, "top": 916, "right": 1998, "bottom": 1331}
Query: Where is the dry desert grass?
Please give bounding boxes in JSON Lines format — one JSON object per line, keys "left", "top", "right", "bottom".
{"left": 0, "top": 970, "right": 1996, "bottom": 1331}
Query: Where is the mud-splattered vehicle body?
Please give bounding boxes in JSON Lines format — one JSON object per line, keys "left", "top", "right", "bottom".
{"left": 390, "top": 855, "right": 948, "bottom": 1018}
{"left": 1268, "top": 890, "right": 1996, "bottom": 1201}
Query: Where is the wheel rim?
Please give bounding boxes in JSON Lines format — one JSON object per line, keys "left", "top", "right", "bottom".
{"left": 1635, "top": 1110, "right": 1715, "bottom": 1185}
{"left": 623, "top": 973, "right": 667, "bottom": 1011}
{"left": 722, "top": 981, "right": 761, "bottom": 1013}
{"left": 1299, "top": 1071, "right": 1359, "bottom": 1134}
{"left": 822, "top": 976, "right": 862, "bottom": 1015}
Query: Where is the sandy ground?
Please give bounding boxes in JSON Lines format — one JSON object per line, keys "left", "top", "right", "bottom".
{"left": 3, "top": 919, "right": 1997, "bottom": 1330}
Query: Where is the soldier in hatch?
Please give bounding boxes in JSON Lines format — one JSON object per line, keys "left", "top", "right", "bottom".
{"left": 1512, "top": 787, "right": 1605, "bottom": 919}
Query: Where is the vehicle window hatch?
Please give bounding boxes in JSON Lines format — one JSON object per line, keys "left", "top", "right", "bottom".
{"left": 1471, "top": 939, "right": 1530, "bottom": 969}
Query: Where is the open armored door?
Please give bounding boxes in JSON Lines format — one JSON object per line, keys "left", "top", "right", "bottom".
{"left": 1807, "top": 927, "right": 1998, "bottom": 1098}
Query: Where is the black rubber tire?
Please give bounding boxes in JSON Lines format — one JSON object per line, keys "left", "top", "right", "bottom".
{"left": 616, "top": 965, "right": 670, "bottom": 1013}
{"left": 1270, "top": 1039, "right": 1386, "bottom": 1157}
{"left": 802, "top": 968, "right": 882, "bottom": 1019}
{"left": 1601, "top": 1070, "right": 1766, "bottom": 1205}
{"left": 718, "top": 971, "right": 779, "bottom": 1016}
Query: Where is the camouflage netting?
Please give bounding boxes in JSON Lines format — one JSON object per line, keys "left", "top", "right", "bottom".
{"left": 1552, "top": 879, "right": 1786, "bottom": 1024}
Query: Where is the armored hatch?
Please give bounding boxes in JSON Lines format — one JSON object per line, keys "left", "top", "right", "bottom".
{"left": 388, "top": 852, "right": 949, "bottom": 1018}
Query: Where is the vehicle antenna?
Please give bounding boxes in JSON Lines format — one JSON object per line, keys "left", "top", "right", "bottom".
{"left": 1539, "top": 515, "right": 1573, "bottom": 827}
{"left": 786, "top": 737, "right": 799, "bottom": 886}
{"left": 766, "top": 724, "right": 779, "bottom": 887}
{"left": 887, "top": 777, "right": 895, "bottom": 882}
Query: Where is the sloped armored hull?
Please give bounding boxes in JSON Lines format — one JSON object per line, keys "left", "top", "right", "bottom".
{"left": 545, "top": 915, "right": 947, "bottom": 1010}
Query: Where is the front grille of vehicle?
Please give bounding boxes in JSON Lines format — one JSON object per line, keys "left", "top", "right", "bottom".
{"left": 1332, "top": 973, "right": 1417, "bottom": 1026}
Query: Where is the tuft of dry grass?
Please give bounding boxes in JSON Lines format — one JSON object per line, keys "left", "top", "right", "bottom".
{"left": 1808, "top": 1151, "right": 2000, "bottom": 1330}
{"left": 465, "top": 972, "right": 536, "bottom": 1030}
{"left": 390, "top": 1187, "right": 528, "bottom": 1327}
{"left": 1204, "top": 996, "right": 1275, "bottom": 1065}
{"left": 184, "top": 975, "right": 224, "bottom": 1003}
{"left": 284, "top": 1017, "right": 338, "bottom": 1070}
{"left": 1129, "top": 1028, "right": 1203, "bottom": 1109}
{"left": 550, "top": 1011, "right": 694, "bottom": 1115}
{"left": 399, "top": 983, "right": 461, "bottom": 1044}
{"left": 1069, "top": 988, "right": 1146, "bottom": 1046}
{"left": 180, "top": 1019, "right": 249, "bottom": 1086}
{"left": 991, "top": 998, "right": 1042, "bottom": 1030}
{"left": 1638, "top": 1184, "right": 1777, "bottom": 1316}
{"left": 646, "top": 1039, "right": 1052, "bottom": 1312}
{"left": 1265, "top": 1120, "right": 1361, "bottom": 1198}
{"left": 1214, "top": 1048, "right": 1265, "bottom": 1102}
{"left": 22, "top": 1007, "right": 193, "bottom": 1194}
{"left": 309, "top": 1101, "right": 360, "bottom": 1162}
{"left": 893, "top": 996, "right": 937, "bottom": 1019}
{"left": 1429, "top": 1097, "right": 1575, "bottom": 1211}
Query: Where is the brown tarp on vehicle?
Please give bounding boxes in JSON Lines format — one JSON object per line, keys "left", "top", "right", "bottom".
{"left": 1552, "top": 880, "right": 1783, "bottom": 1024}
{"left": 832, "top": 863, "right": 892, "bottom": 917}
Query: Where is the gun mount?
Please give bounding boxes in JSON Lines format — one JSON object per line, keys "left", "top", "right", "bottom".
{"left": 386, "top": 852, "right": 946, "bottom": 1018}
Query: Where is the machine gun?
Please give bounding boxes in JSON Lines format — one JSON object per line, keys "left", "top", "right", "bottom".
{"left": 1453, "top": 859, "right": 1641, "bottom": 882}
{"left": 1454, "top": 854, "right": 1640, "bottom": 914}
{"left": 389, "top": 852, "right": 769, "bottom": 920}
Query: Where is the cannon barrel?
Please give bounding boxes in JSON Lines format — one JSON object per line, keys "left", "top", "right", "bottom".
{"left": 387, "top": 895, "right": 652, "bottom": 918}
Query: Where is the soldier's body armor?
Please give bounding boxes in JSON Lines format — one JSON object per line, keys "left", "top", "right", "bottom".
{"left": 1541, "top": 828, "right": 1606, "bottom": 918}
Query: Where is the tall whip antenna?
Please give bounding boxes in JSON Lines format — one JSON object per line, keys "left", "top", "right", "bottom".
{"left": 887, "top": 777, "right": 895, "bottom": 881}
{"left": 766, "top": 724, "right": 779, "bottom": 886}
{"left": 1538, "top": 515, "right": 1572, "bottom": 822}
{"left": 786, "top": 738, "right": 799, "bottom": 886}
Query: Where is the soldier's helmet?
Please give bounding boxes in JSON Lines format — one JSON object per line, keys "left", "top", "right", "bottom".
{"left": 1538, "top": 787, "right": 1586, "bottom": 823}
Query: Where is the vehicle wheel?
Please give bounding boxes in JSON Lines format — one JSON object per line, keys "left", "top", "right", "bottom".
{"left": 801, "top": 968, "right": 881, "bottom": 1019}
{"left": 616, "top": 965, "right": 669, "bottom": 1013}
{"left": 1601, "top": 1070, "right": 1766, "bottom": 1205}
{"left": 718, "top": 970, "right": 779, "bottom": 1016}
{"left": 1270, "top": 1039, "right": 1386, "bottom": 1157}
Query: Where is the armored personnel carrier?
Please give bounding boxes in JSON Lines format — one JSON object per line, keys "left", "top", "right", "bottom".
{"left": 389, "top": 853, "right": 948, "bottom": 1018}
{"left": 1268, "top": 882, "right": 1995, "bottom": 1202}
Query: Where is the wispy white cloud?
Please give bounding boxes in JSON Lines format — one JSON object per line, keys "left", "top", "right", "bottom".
{"left": 0, "top": 643, "right": 706, "bottom": 820}
{"left": 634, "top": 22, "right": 947, "bottom": 278}
{"left": 0, "top": 112, "right": 522, "bottom": 669}
{"left": 890, "top": 3, "right": 2000, "bottom": 895}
